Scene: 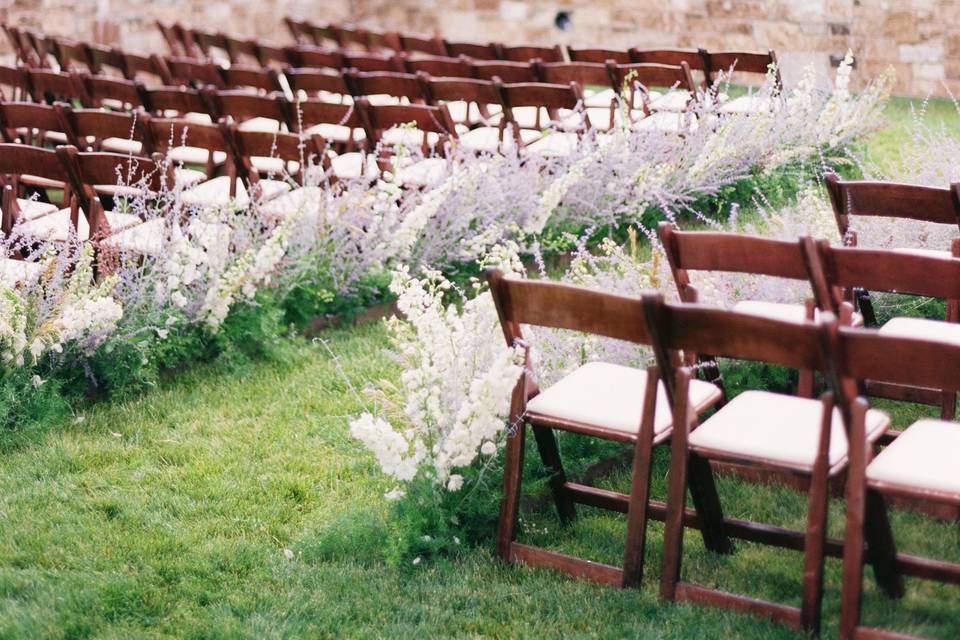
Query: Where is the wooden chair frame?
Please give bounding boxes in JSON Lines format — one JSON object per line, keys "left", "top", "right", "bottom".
{"left": 567, "top": 46, "right": 631, "bottom": 65}
{"left": 0, "top": 143, "right": 77, "bottom": 236}
{"left": 444, "top": 39, "right": 498, "bottom": 60}
{"left": 646, "top": 295, "right": 846, "bottom": 635}
{"left": 498, "top": 43, "right": 564, "bottom": 63}
{"left": 832, "top": 327, "right": 960, "bottom": 639}
{"left": 486, "top": 268, "right": 719, "bottom": 588}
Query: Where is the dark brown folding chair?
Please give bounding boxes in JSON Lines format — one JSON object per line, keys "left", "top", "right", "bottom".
{"left": 190, "top": 29, "right": 231, "bottom": 63}
{"left": 219, "top": 66, "right": 284, "bottom": 93}
{"left": 303, "top": 21, "right": 341, "bottom": 48}
{"left": 285, "top": 67, "right": 353, "bottom": 103}
{"left": 56, "top": 104, "right": 154, "bottom": 156}
{"left": 805, "top": 239, "right": 960, "bottom": 420}
{"left": 156, "top": 21, "right": 187, "bottom": 56}
{"left": 148, "top": 117, "right": 238, "bottom": 206}
{"left": 658, "top": 223, "right": 848, "bottom": 399}
{"left": 702, "top": 49, "right": 782, "bottom": 91}
{"left": 646, "top": 295, "right": 884, "bottom": 636}
{"left": 346, "top": 70, "right": 425, "bottom": 104}
{"left": 80, "top": 74, "right": 147, "bottom": 110}
{"left": 420, "top": 76, "right": 505, "bottom": 151}
{"left": 25, "top": 69, "right": 89, "bottom": 105}
{"left": 833, "top": 327, "right": 960, "bottom": 640}
{"left": 534, "top": 60, "right": 618, "bottom": 130}
{"left": 0, "top": 143, "right": 79, "bottom": 241}
{"left": 444, "top": 40, "right": 498, "bottom": 60}
{"left": 403, "top": 54, "right": 473, "bottom": 79}
{"left": 164, "top": 57, "right": 225, "bottom": 89}
{"left": 605, "top": 61, "right": 697, "bottom": 124}
{"left": 629, "top": 48, "right": 709, "bottom": 89}
{"left": 486, "top": 268, "right": 723, "bottom": 587}
{"left": 397, "top": 33, "right": 447, "bottom": 57}
{"left": 471, "top": 59, "right": 538, "bottom": 83}
{"left": 365, "top": 28, "right": 401, "bottom": 53}
{"left": 85, "top": 44, "right": 127, "bottom": 78}
{"left": 334, "top": 24, "right": 369, "bottom": 51}
{"left": 285, "top": 45, "right": 344, "bottom": 71}
{"left": 121, "top": 52, "right": 172, "bottom": 86}
{"left": 0, "top": 100, "right": 72, "bottom": 152}
{"left": 252, "top": 41, "right": 292, "bottom": 69}
{"left": 356, "top": 98, "right": 456, "bottom": 154}
{"left": 341, "top": 51, "right": 404, "bottom": 73}
{"left": 222, "top": 35, "right": 261, "bottom": 65}
{"left": 496, "top": 80, "right": 589, "bottom": 155}
{"left": 567, "top": 46, "right": 631, "bottom": 65}
{"left": 50, "top": 38, "right": 96, "bottom": 73}
{"left": 498, "top": 43, "right": 564, "bottom": 63}
{"left": 205, "top": 89, "right": 291, "bottom": 131}
{"left": 0, "top": 65, "right": 30, "bottom": 102}
{"left": 294, "top": 97, "right": 365, "bottom": 152}
{"left": 283, "top": 17, "right": 310, "bottom": 45}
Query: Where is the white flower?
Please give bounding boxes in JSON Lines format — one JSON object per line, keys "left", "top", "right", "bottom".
{"left": 480, "top": 441, "right": 497, "bottom": 456}
{"left": 283, "top": 548, "right": 294, "bottom": 560}
{"left": 446, "top": 474, "right": 464, "bottom": 492}
{"left": 412, "top": 556, "right": 421, "bottom": 566}
{"left": 31, "top": 375, "right": 44, "bottom": 388}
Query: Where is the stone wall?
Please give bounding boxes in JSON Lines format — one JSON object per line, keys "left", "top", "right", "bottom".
{"left": 1, "top": 0, "right": 956, "bottom": 96}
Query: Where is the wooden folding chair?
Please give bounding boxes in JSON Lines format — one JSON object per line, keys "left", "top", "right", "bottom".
{"left": 824, "top": 173, "right": 960, "bottom": 254}
{"left": 80, "top": 74, "right": 147, "bottom": 111}
{"left": 365, "top": 28, "right": 401, "bottom": 53}
{"left": 303, "top": 21, "right": 341, "bottom": 49}
{"left": 284, "top": 67, "right": 353, "bottom": 104}
{"left": 204, "top": 88, "right": 291, "bottom": 132}
{"left": 486, "top": 268, "right": 723, "bottom": 587}
{"left": 188, "top": 28, "right": 230, "bottom": 63}
{"left": 403, "top": 54, "right": 473, "bottom": 79}
{"left": 420, "top": 75, "right": 509, "bottom": 152}
{"left": 646, "top": 296, "right": 888, "bottom": 636}
{"left": 120, "top": 52, "right": 172, "bottom": 86}
{"left": 164, "top": 57, "right": 225, "bottom": 90}
{"left": 0, "top": 100, "right": 71, "bottom": 148}
{"left": 0, "top": 143, "right": 80, "bottom": 241}
{"left": 629, "top": 48, "right": 709, "bottom": 88}
{"left": 658, "top": 223, "right": 848, "bottom": 399}
{"left": 282, "top": 17, "right": 311, "bottom": 45}
{"left": 397, "top": 32, "right": 447, "bottom": 57}
{"left": 356, "top": 99, "right": 456, "bottom": 186}
{"left": 805, "top": 240, "right": 960, "bottom": 421}
{"left": 346, "top": 70, "right": 425, "bottom": 104}
{"left": 534, "top": 60, "right": 618, "bottom": 130}
{"left": 0, "top": 66, "right": 30, "bottom": 102}
{"left": 605, "top": 61, "right": 697, "bottom": 126}
{"left": 471, "top": 59, "right": 538, "bottom": 84}
{"left": 443, "top": 40, "right": 498, "bottom": 60}
{"left": 498, "top": 43, "right": 565, "bottom": 63}
{"left": 285, "top": 45, "right": 345, "bottom": 71}
{"left": 56, "top": 104, "right": 154, "bottom": 156}
{"left": 341, "top": 51, "right": 405, "bottom": 74}
{"left": 221, "top": 34, "right": 261, "bottom": 65}
{"left": 496, "top": 80, "right": 589, "bottom": 157}
{"left": 85, "top": 44, "right": 127, "bottom": 78}
{"left": 50, "top": 38, "right": 95, "bottom": 74}
{"left": 832, "top": 326, "right": 960, "bottom": 639}
{"left": 293, "top": 98, "right": 367, "bottom": 178}
{"left": 567, "top": 46, "right": 631, "bottom": 65}
{"left": 148, "top": 117, "right": 240, "bottom": 207}
{"left": 156, "top": 21, "right": 187, "bottom": 56}
{"left": 219, "top": 66, "right": 284, "bottom": 94}
{"left": 701, "top": 49, "right": 782, "bottom": 114}
{"left": 25, "top": 69, "right": 89, "bottom": 106}
{"left": 252, "top": 41, "right": 292, "bottom": 69}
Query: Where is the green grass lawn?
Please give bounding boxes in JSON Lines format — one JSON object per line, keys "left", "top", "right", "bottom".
{"left": 2, "top": 98, "right": 960, "bottom": 639}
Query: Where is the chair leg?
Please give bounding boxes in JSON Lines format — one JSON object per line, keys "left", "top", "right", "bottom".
{"left": 840, "top": 452, "right": 868, "bottom": 639}
{"left": 660, "top": 438, "right": 688, "bottom": 602}
{"left": 799, "top": 457, "right": 830, "bottom": 634}
{"left": 940, "top": 391, "right": 956, "bottom": 421}
{"left": 531, "top": 425, "right": 576, "bottom": 524}
{"left": 496, "top": 420, "right": 526, "bottom": 562}
{"left": 864, "top": 490, "right": 905, "bottom": 599}
{"left": 688, "top": 453, "right": 732, "bottom": 554}
{"left": 621, "top": 429, "right": 656, "bottom": 588}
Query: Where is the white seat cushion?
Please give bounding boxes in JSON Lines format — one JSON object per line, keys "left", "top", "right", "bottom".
{"left": 167, "top": 146, "right": 228, "bottom": 166}
{"left": 101, "top": 137, "right": 144, "bottom": 155}
{"left": 238, "top": 117, "right": 281, "bottom": 132}
{"left": 634, "top": 111, "right": 697, "bottom": 133}
{"left": 689, "top": 390, "right": 889, "bottom": 471}
{"left": 305, "top": 122, "right": 366, "bottom": 144}
{"left": 100, "top": 218, "right": 167, "bottom": 257}
{"left": 16, "top": 208, "right": 89, "bottom": 242}
{"left": 648, "top": 90, "right": 692, "bottom": 112}
{"left": 330, "top": 152, "right": 379, "bottom": 180}
{"left": 395, "top": 157, "right": 448, "bottom": 188}
{"left": 0, "top": 258, "right": 45, "bottom": 287}
{"left": 584, "top": 87, "right": 617, "bottom": 108}
{"left": 879, "top": 317, "right": 960, "bottom": 346}
{"left": 250, "top": 156, "right": 301, "bottom": 176}
{"left": 867, "top": 419, "right": 960, "bottom": 496}
{"left": 458, "top": 126, "right": 540, "bottom": 153}
{"left": 526, "top": 361, "right": 723, "bottom": 437}
{"left": 524, "top": 131, "right": 580, "bottom": 158}
{"left": 260, "top": 186, "right": 325, "bottom": 222}
{"left": 720, "top": 95, "right": 775, "bottom": 115}
{"left": 585, "top": 106, "right": 619, "bottom": 131}
{"left": 174, "top": 167, "right": 207, "bottom": 187}
{"left": 180, "top": 176, "right": 290, "bottom": 208}
{"left": 511, "top": 106, "right": 546, "bottom": 130}
{"left": 380, "top": 127, "right": 441, "bottom": 148}
{"left": 13, "top": 198, "right": 57, "bottom": 221}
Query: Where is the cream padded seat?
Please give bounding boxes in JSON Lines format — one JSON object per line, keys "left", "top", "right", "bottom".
{"left": 879, "top": 317, "right": 960, "bottom": 346}
{"left": 688, "top": 390, "right": 889, "bottom": 471}
{"left": 648, "top": 90, "right": 693, "bottom": 112}
{"left": 584, "top": 87, "right": 617, "bottom": 108}
{"left": 720, "top": 95, "right": 776, "bottom": 115}
{"left": 100, "top": 217, "right": 168, "bottom": 257}
{"left": 458, "top": 126, "right": 540, "bottom": 153}
{"left": 304, "top": 122, "right": 366, "bottom": 145}
{"left": 395, "top": 158, "right": 448, "bottom": 188}
{"left": 101, "top": 137, "right": 144, "bottom": 155}
{"left": 167, "top": 146, "right": 228, "bottom": 166}
{"left": 10, "top": 198, "right": 57, "bottom": 221}
{"left": 237, "top": 117, "right": 282, "bottom": 132}
{"left": 0, "top": 258, "right": 45, "bottom": 287}
{"left": 380, "top": 128, "right": 442, "bottom": 148}
{"left": 329, "top": 152, "right": 380, "bottom": 180}
{"left": 16, "top": 208, "right": 142, "bottom": 242}
{"left": 526, "top": 361, "right": 723, "bottom": 437}
{"left": 525, "top": 131, "right": 580, "bottom": 157}
{"left": 180, "top": 176, "right": 290, "bottom": 208}
{"left": 260, "top": 186, "right": 325, "bottom": 222}
{"left": 866, "top": 419, "right": 960, "bottom": 496}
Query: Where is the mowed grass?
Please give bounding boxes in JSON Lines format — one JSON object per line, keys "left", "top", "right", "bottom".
{"left": 1, "top": 99, "right": 960, "bottom": 639}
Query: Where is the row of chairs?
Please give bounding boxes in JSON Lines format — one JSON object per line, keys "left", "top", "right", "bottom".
{"left": 487, "top": 232, "right": 960, "bottom": 638}
{"left": 278, "top": 17, "right": 782, "bottom": 90}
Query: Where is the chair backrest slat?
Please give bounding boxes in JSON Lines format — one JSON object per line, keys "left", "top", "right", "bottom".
{"left": 486, "top": 268, "right": 652, "bottom": 345}
{"left": 444, "top": 40, "right": 497, "bottom": 60}
{"left": 836, "top": 326, "right": 960, "bottom": 394}
{"left": 567, "top": 46, "right": 631, "bottom": 65}
{"left": 499, "top": 44, "right": 564, "bottom": 63}
{"left": 471, "top": 60, "right": 538, "bottom": 83}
